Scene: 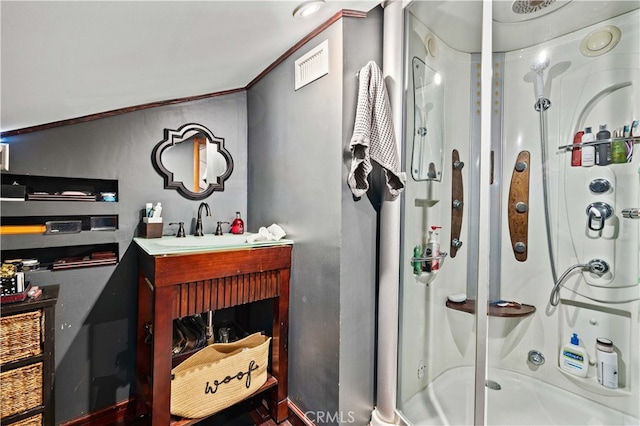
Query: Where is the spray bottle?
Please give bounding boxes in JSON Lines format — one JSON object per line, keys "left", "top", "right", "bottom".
{"left": 424, "top": 226, "right": 442, "bottom": 272}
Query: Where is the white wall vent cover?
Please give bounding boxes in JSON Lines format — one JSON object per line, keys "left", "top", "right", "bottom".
{"left": 294, "top": 40, "right": 329, "bottom": 91}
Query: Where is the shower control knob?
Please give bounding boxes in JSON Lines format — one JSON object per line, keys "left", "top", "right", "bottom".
{"left": 453, "top": 160, "right": 465, "bottom": 170}
{"left": 514, "top": 242, "right": 526, "bottom": 253}
{"left": 589, "top": 178, "right": 611, "bottom": 194}
{"left": 451, "top": 239, "right": 463, "bottom": 249}
{"left": 452, "top": 199, "right": 463, "bottom": 209}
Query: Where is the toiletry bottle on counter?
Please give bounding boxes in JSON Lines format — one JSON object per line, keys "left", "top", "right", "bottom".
{"left": 596, "top": 338, "right": 618, "bottom": 389}
{"left": 596, "top": 124, "right": 611, "bottom": 166}
{"left": 581, "top": 127, "right": 595, "bottom": 167}
{"left": 571, "top": 130, "right": 583, "bottom": 166}
{"left": 231, "top": 212, "right": 244, "bottom": 234}
{"left": 425, "top": 226, "right": 442, "bottom": 272}
{"left": 559, "top": 333, "right": 589, "bottom": 377}
{"left": 145, "top": 203, "right": 153, "bottom": 218}
{"left": 152, "top": 202, "right": 162, "bottom": 218}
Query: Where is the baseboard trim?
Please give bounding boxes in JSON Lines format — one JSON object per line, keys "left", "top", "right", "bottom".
{"left": 287, "top": 399, "right": 315, "bottom": 426}
{"left": 59, "top": 399, "right": 135, "bottom": 426}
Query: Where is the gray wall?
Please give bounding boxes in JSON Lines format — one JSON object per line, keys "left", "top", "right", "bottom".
{"left": 247, "top": 8, "right": 382, "bottom": 425}
{"left": 0, "top": 92, "right": 248, "bottom": 422}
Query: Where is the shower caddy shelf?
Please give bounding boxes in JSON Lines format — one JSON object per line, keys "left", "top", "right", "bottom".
{"left": 558, "top": 136, "right": 640, "bottom": 151}
{"left": 445, "top": 299, "right": 536, "bottom": 318}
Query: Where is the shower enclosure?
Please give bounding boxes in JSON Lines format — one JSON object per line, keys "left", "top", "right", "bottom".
{"left": 396, "top": 1, "right": 640, "bottom": 424}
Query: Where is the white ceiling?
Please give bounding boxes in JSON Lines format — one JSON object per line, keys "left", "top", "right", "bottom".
{"left": 3, "top": 1, "right": 638, "bottom": 134}
{"left": 0, "top": 0, "right": 380, "bottom": 133}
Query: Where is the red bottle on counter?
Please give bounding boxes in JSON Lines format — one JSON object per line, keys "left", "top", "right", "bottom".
{"left": 231, "top": 212, "right": 244, "bottom": 234}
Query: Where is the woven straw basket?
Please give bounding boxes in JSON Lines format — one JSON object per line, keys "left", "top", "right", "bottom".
{"left": 170, "top": 332, "right": 271, "bottom": 418}
{"left": 0, "top": 310, "right": 42, "bottom": 365}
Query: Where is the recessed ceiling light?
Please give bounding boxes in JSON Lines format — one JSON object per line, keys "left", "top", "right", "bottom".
{"left": 293, "top": 0, "right": 325, "bottom": 18}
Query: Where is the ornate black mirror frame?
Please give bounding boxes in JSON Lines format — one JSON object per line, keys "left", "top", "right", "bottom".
{"left": 152, "top": 123, "right": 234, "bottom": 200}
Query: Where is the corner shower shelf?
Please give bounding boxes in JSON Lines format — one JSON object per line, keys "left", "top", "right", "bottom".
{"left": 446, "top": 299, "right": 536, "bottom": 317}
{"left": 558, "top": 136, "right": 640, "bottom": 151}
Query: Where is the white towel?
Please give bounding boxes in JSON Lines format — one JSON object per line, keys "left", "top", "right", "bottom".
{"left": 348, "top": 61, "right": 406, "bottom": 199}
{"left": 246, "top": 224, "right": 286, "bottom": 243}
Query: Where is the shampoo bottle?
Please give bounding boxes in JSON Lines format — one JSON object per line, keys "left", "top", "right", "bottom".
{"left": 596, "top": 338, "right": 618, "bottom": 389}
{"left": 425, "top": 226, "right": 442, "bottom": 271}
{"left": 559, "top": 333, "right": 589, "bottom": 377}
{"left": 596, "top": 124, "right": 611, "bottom": 166}
{"left": 413, "top": 245, "right": 422, "bottom": 275}
{"left": 581, "top": 127, "right": 595, "bottom": 167}
{"left": 571, "top": 130, "right": 583, "bottom": 167}
{"left": 611, "top": 128, "right": 627, "bottom": 164}
{"left": 230, "top": 212, "right": 244, "bottom": 234}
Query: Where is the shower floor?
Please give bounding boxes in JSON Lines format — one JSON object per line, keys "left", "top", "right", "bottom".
{"left": 400, "top": 366, "right": 638, "bottom": 425}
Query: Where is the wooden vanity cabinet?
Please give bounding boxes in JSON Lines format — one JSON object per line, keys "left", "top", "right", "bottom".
{"left": 135, "top": 245, "right": 292, "bottom": 425}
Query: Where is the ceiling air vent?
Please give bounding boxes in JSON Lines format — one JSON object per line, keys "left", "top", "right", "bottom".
{"left": 294, "top": 40, "right": 329, "bottom": 91}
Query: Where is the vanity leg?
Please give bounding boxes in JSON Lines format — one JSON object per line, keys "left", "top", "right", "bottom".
{"left": 151, "top": 285, "right": 174, "bottom": 425}
{"left": 135, "top": 273, "right": 153, "bottom": 419}
{"left": 271, "top": 268, "right": 290, "bottom": 423}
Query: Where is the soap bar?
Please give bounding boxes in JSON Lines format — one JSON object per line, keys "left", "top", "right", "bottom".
{"left": 447, "top": 293, "right": 466, "bottom": 303}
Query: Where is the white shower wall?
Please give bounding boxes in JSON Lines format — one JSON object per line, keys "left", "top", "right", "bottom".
{"left": 400, "top": 6, "right": 639, "bottom": 421}
{"left": 497, "top": 9, "right": 639, "bottom": 417}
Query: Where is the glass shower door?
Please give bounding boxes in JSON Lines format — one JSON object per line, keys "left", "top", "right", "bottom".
{"left": 397, "top": 1, "right": 489, "bottom": 424}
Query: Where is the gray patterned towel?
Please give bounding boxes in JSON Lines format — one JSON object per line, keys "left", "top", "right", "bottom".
{"left": 348, "top": 60, "right": 406, "bottom": 199}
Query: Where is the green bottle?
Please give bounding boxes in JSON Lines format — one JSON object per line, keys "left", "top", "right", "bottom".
{"left": 611, "top": 128, "right": 627, "bottom": 164}
{"left": 413, "top": 245, "right": 422, "bottom": 275}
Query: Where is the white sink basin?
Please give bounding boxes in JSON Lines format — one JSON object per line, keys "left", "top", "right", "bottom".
{"left": 134, "top": 233, "right": 292, "bottom": 255}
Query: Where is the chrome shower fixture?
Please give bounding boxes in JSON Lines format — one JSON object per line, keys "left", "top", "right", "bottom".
{"left": 531, "top": 52, "right": 551, "bottom": 111}
{"left": 549, "top": 259, "right": 610, "bottom": 306}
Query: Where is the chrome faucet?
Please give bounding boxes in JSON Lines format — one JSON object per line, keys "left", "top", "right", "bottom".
{"left": 195, "top": 202, "right": 211, "bottom": 236}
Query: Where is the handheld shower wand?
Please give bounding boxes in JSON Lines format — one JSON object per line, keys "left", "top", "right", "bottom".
{"left": 531, "top": 52, "right": 551, "bottom": 111}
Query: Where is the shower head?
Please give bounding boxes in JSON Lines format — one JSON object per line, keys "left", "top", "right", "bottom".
{"left": 530, "top": 52, "right": 550, "bottom": 74}
{"left": 531, "top": 51, "right": 550, "bottom": 101}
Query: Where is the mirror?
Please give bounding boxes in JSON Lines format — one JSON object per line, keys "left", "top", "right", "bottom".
{"left": 152, "top": 123, "right": 233, "bottom": 200}
{"left": 411, "top": 57, "right": 445, "bottom": 181}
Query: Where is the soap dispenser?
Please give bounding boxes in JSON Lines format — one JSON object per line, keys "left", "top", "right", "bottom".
{"left": 424, "top": 226, "right": 442, "bottom": 272}
{"left": 231, "top": 212, "right": 245, "bottom": 235}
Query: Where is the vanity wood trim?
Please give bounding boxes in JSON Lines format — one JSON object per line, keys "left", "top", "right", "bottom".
{"left": 1, "top": 9, "right": 368, "bottom": 138}
{"left": 139, "top": 245, "right": 292, "bottom": 287}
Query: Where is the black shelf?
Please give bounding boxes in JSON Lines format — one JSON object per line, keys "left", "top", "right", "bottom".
{"left": 1, "top": 173, "right": 118, "bottom": 202}
{"left": 1, "top": 243, "right": 119, "bottom": 271}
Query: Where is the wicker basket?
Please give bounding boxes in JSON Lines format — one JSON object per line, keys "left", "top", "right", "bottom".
{"left": 12, "top": 413, "right": 43, "bottom": 426}
{"left": 0, "top": 362, "right": 43, "bottom": 418}
{"left": 1, "top": 310, "right": 43, "bottom": 365}
{"left": 170, "top": 332, "right": 271, "bottom": 418}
